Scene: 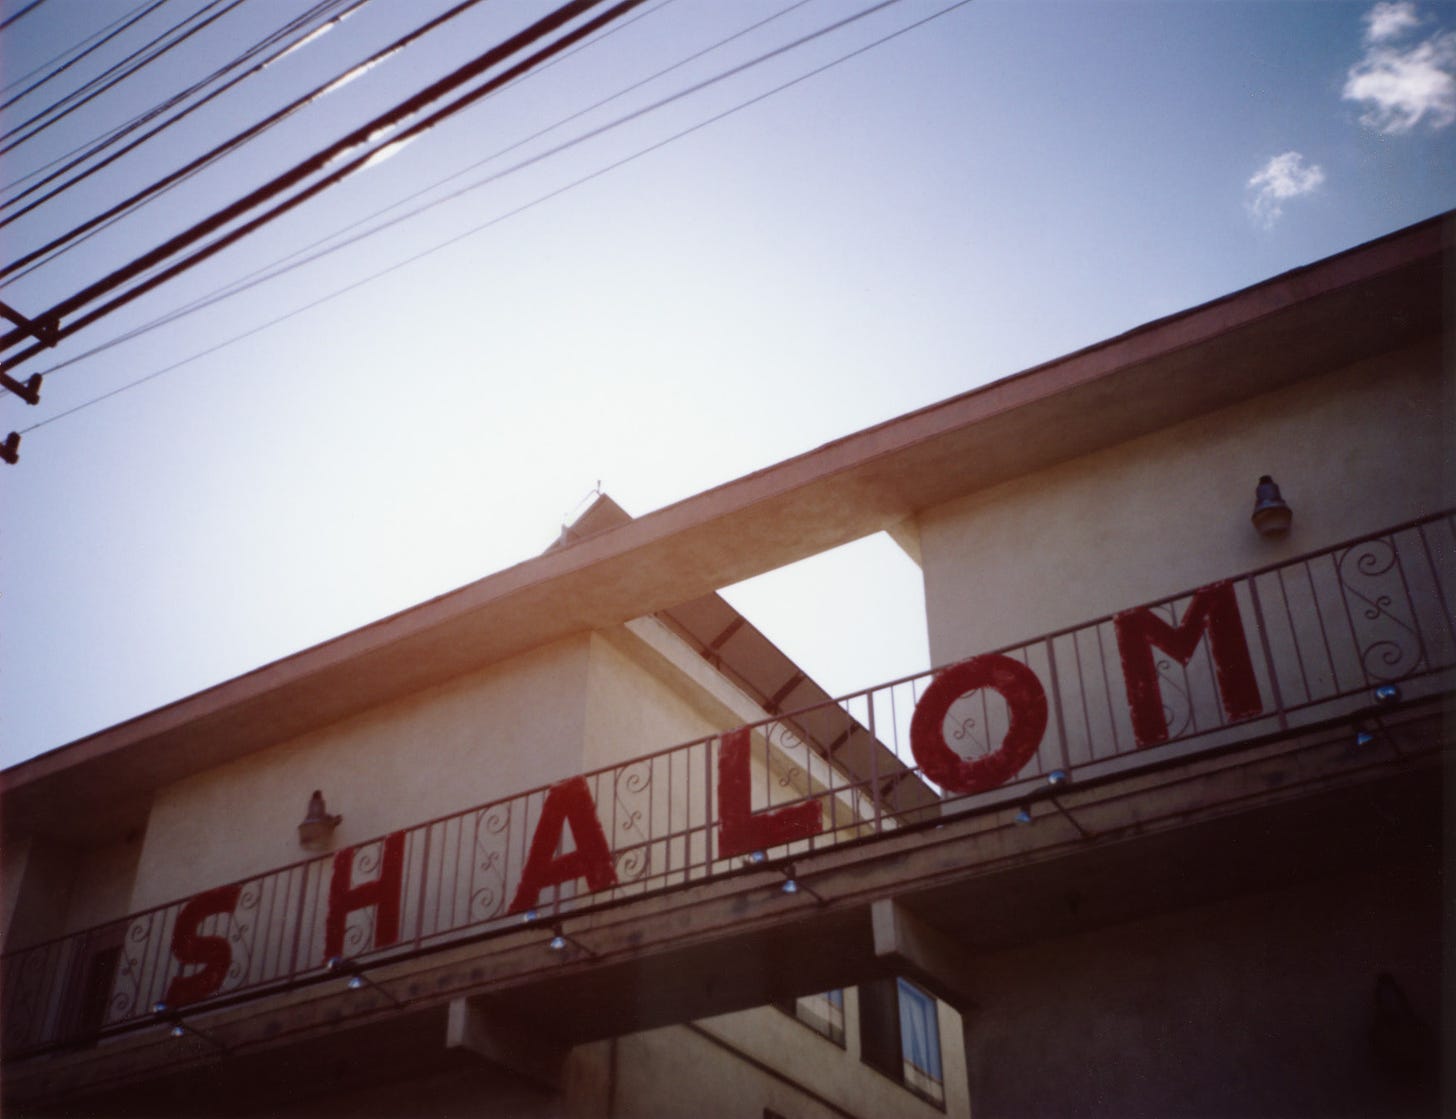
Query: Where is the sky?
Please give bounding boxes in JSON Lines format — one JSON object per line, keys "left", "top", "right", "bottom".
{"left": 1, "top": 0, "right": 1453, "bottom": 771}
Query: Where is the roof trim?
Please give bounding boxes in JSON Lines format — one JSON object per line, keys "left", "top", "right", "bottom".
{"left": 4, "top": 213, "right": 1448, "bottom": 827}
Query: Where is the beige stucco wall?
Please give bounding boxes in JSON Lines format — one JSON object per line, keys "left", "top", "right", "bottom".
{"left": 918, "top": 340, "right": 1448, "bottom": 665}
{"left": 959, "top": 854, "right": 1441, "bottom": 1117}
{"left": 581, "top": 630, "right": 722, "bottom": 773}
{"left": 618, "top": 1002, "right": 969, "bottom": 1119}
{"left": 129, "top": 635, "right": 597, "bottom": 911}
{"left": 126, "top": 619, "right": 810, "bottom": 917}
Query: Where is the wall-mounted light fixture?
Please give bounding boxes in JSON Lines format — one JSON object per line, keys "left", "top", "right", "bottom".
{"left": 151, "top": 1001, "right": 228, "bottom": 1053}
{"left": 1251, "top": 476, "right": 1293, "bottom": 537}
{"left": 298, "top": 790, "right": 342, "bottom": 849}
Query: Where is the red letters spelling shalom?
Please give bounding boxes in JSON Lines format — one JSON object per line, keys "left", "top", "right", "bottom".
{"left": 158, "top": 579, "right": 1263, "bottom": 1002}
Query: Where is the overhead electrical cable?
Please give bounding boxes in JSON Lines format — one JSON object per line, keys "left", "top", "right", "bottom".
{"left": 0, "top": 0, "right": 252, "bottom": 155}
{"left": 4, "top": 0, "right": 677, "bottom": 285}
{"left": 0, "top": 0, "right": 366, "bottom": 224}
{"left": 114, "top": 0, "right": 791, "bottom": 323}
{"left": 0, "top": 0, "right": 645, "bottom": 370}
{"left": 0, "top": 0, "right": 498, "bottom": 280}
{"left": 1, "top": 0, "right": 168, "bottom": 109}
{"left": 0, "top": 0, "right": 54, "bottom": 34}
{"left": 10, "top": 0, "right": 973, "bottom": 432}
{"left": 32, "top": 0, "right": 686, "bottom": 332}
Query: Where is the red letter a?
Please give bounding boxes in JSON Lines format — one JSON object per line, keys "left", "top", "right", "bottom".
{"left": 509, "top": 777, "right": 618, "bottom": 915}
{"left": 164, "top": 884, "right": 242, "bottom": 1007}
{"left": 716, "top": 727, "right": 823, "bottom": 860}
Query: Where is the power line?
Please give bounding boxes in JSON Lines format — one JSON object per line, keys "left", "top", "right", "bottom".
{"left": 0, "top": 0, "right": 497, "bottom": 282}
{"left": 91, "top": 0, "right": 788, "bottom": 330}
{"left": 0, "top": 0, "right": 364, "bottom": 226}
{"left": 0, "top": 0, "right": 633, "bottom": 372}
{"left": 21, "top": 0, "right": 687, "bottom": 346}
{"left": 0, "top": 0, "right": 55, "bottom": 33}
{"left": 11, "top": 0, "right": 975, "bottom": 445}
{"left": 0, "top": 0, "right": 248, "bottom": 155}
{"left": 1, "top": 0, "right": 168, "bottom": 109}
{"left": 2, "top": 0, "right": 656, "bottom": 381}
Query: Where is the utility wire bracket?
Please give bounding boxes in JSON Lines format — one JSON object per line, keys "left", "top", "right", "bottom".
{"left": 0, "top": 302, "right": 50, "bottom": 405}
{"left": 0, "top": 300, "right": 58, "bottom": 348}
{"left": 0, "top": 371, "right": 42, "bottom": 405}
{"left": 1, "top": 432, "right": 19, "bottom": 465}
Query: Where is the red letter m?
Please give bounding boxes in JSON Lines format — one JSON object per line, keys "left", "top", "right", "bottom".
{"left": 1114, "top": 581, "right": 1262, "bottom": 748}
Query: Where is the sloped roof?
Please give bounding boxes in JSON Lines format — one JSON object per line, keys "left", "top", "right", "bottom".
{"left": 3, "top": 213, "right": 1446, "bottom": 839}
{"left": 555, "top": 493, "right": 937, "bottom": 816}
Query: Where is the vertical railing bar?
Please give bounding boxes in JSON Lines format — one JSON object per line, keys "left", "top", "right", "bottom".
{"left": 1276, "top": 565, "right": 1313, "bottom": 700}
{"left": 413, "top": 820, "right": 432, "bottom": 951}
{"left": 1046, "top": 636, "right": 1072, "bottom": 774}
{"left": 286, "top": 861, "right": 311, "bottom": 982}
{"left": 1387, "top": 529, "right": 1429, "bottom": 672}
{"left": 1094, "top": 623, "right": 1123, "bottom": 756}
{"left": 1072, "top": 627, "right": 1095, "bottom": 764}
{"left": 264, "top": 870, "right": 281, "bottom": 981}
{"left": 703, "top": 737, "right": 714, "bottom": 879}
{"left": 1415, "top": 521, "right": 1456, "bottom": 657}
{"left": 1334, "top": 544, "right": 1374, "bottom": 688}
{"left": 1304, "top": 559, "right": 1340, "bottom": 696}
{"left": 1246, "top": 571, "right": 1288, "bottom": 731}
{"left": 432, "top": 820, "right": 448, "bottom": 934}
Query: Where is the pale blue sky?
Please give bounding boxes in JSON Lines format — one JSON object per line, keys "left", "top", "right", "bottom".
{"left": 2, "top": 0, "right": 1452, "bottom": 768}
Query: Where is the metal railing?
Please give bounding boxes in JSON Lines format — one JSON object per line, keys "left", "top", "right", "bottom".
{"left": 5, "top": 513, "right": 1453, "bottom": 1056}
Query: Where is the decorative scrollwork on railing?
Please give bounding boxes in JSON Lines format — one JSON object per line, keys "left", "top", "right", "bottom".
{"left": 1336, "top": 538, "right": 1424, "bottom": 681}
{"left": 612, "top": 760, "right": 653, "bottom": 847}
{"left": 5, "top": 514, "right": 1450, "bottom": 1061}
{"left": 614, "top": 844, "right": 649, "bottom": 885}
{"left": 469, "top": 806, "right": 512, "bottom": 924}
{"left": 776, "top": 765, "right": 804, "bottom": 789}
{"left": 1154, "top": 654, "right": 1195, "bottom": 740}
{"left": 949, "top": 712, "right": 986, "bottom": 757}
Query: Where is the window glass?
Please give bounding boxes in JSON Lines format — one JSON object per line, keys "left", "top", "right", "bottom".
{"left": 896, "top": 979, "right": 944, "bottom": 1104}
{"left": 776, "top": 989, "right": 845, "bottom": 1045}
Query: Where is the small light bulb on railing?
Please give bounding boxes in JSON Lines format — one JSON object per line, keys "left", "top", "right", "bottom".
{"left": 747, "top": 850, "right": 767, "bottom": 865}
{"left": 1374, "top": 684, "right": 1401, "bottom": 706}
{"left": 1047, "top": 770, "right": 1069, "bottom": 787}
{"left": 152, "top": 1001, "right": 170, "bottom": 1016}
{"left": 1355, "top": 730, "right": 1377, "bottom": 748}
{"left": 1014, "top": 806, "right": 1033, "bottom": 826}
{"left": 549, "top": 933, "right": 567, "bottom": 952}
{"left": 169, "top": 1024, "right": 186, "bottom": 1039}
{"left": 522, "top": 909, "right": 539, "bottom": 924}
{"left": 347, "top": 975, "right": 365, "bottom": 991}
{"left": 781, "top": 878, "right": 798, "bottom": 895}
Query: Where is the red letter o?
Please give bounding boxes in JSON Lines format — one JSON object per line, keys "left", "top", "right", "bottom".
{"left": 909, "top": 654, "right": 1048, "bottom": 795}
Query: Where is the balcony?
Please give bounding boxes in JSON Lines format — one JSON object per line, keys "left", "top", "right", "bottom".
{"left": 4, "top": 512, "right": 1451, "bottom": 1072}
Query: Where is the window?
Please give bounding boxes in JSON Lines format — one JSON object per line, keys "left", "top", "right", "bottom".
{"left": 775, "top": 988, "right": 845, "bottom": 1045}
{"left": 858, "top": 978, "right": 944, "bottom": 1106}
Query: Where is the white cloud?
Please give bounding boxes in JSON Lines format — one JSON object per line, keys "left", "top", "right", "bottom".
{"left": 1246, "top": 152, "right": 1325, "bottom": 227}
{"left": 1345, "top": 5, "right": 1456, "bottom": 133}
{"left": 1364, "top": 1, "right": 1422, "bottom": 44}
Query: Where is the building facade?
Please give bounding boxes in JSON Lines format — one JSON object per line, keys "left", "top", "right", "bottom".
{"left": 2, "top": 214, "right": 1450, "bottom": 1117}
